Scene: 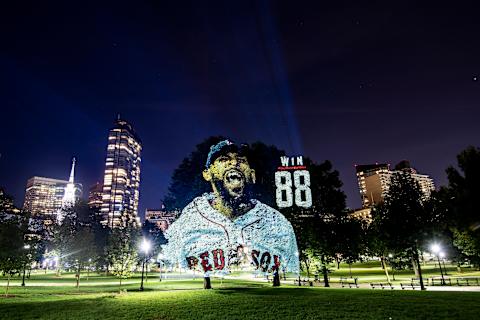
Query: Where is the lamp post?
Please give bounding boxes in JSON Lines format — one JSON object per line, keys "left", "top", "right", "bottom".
{"left": 21, "top": 245, "right": 31, "bottom": 287}
{"left": 431, "top": 244, "right": 446, "bottom": 285}
{"left": 139, "top": 238, "right": 151, "bottom": 291}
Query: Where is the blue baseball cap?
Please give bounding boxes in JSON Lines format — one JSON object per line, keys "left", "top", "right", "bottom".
{"left": 205, "top": 139, "right": 235, "bottom": 169}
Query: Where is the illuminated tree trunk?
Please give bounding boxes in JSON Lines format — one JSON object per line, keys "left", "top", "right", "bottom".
{"left": 76, "top": 265, "right": 81, "bottom": 288}
{"left": 304, "top": 260, "right": 310, "bottom": 280}
{"left": 321, "top": 256, "right": 329, "bottom": 287}
{"left": 380, "top": 256, "right": 391, "bottom": 283}
{"left": 204, "top": 276, "right": 212, "bottom": 289}
{"left": 411, "top": 257, "right": 420, "bottom": 277}
{"left": 412, "top": 245, "right": 425, "bottom": 290}
{"left": 54, "top": 257, "right": 61, "bottom": 277}
{"left": 5, "top": 274, "right": 10, "bottom": 297}
{"left": 273, "top": 270, "right": 280, "bottom": 287}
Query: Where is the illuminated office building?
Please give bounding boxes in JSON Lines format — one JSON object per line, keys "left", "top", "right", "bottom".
{"left": 88, "top": 182, "right": 103, "bottom": 214}
{"left": 355, "top": 163, "right": 390, "bottom": 208}
{"left": 100, "top": 117, "right": 142, "bottom": 228}
{"left": 145, "top": 209, "right": 177, "bottom": 232}
{"left": 350, "top": 208, "right": 372, "bottom": 224}
{"left": 355, "top": 162, "right": 435, "bottom": 208}
{"left": 0, "top": 188, "right": 20, "bottom": 215}
{"left": 23, "top": 159, "right": 82, "bottom": 226}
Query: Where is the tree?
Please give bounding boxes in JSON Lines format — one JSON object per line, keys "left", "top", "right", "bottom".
{"left": 442, "top": 146, "right": 480, "bottom": 267}
{"left": 369, "top": 171, "right": 434, "bottom": 289}
{"left": 142, "top": 220, "right": 167, "bottom": 253}
{"left": 367, "top": 205, "right": 394, "bottom": 283}
{"left": 0, "top": 218, "right": 26, "bottom": 296}
{"left": 51, "top": 200, "right": 99, "bottom": 281}
{"left": 51, "top": 206, "right": 77, "bottom": 276}
{"left": 106, "top": 224, "right": 140, "bottom": 288}
{"left": 164, "top": 136, "right": 227, "bottom": 210}
{"left": 283, "top": 160, "right": 348, "bottom": 287}
{"left": 332, "top": 216, "right": 366, "bottom": 275}
{"left": 243, "top": 142, "right": 286, "bottom": 207}
{"left": 0, "top": 189, "right": 28, "bottom": 296}
{"left": 68, "top": 227, "right": 97, "bottom": 288}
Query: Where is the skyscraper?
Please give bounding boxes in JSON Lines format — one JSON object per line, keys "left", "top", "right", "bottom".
{"left": 23, "top": 158, "right": 82, "bottom": 226}
{"left": 100, "top": 117, "right": 142, "bottom": 228}
{"left": 87, "top": 182, "right": 103, "bottom": 214}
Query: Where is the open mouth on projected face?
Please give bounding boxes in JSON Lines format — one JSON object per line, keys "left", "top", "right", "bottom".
{"left": 223, "top": 169, "right": 245, "bottom": 195}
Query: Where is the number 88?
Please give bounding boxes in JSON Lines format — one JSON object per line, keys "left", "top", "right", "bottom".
{"left": 275, "top": 170, "right": 312, "bottom": 208}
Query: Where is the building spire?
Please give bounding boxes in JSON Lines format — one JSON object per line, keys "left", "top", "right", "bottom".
{"left": 60, "top": 157, "right": 78, "bottom": 224}
{"left": 69, "top": 157, "right": 76, "bottom": 183}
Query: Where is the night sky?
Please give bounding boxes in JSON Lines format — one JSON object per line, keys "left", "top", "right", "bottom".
{"left": 1, "top": 1, "right": 479, "bottom": 218}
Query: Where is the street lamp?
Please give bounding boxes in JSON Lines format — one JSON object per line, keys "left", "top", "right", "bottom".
{"left": 139, "top": 238, "right": 151, "bottom": 291}
{"left": 21, "top": 245, "right": 31, "bottom": 287}
{"left": 431, "top": 244, "right": 446, "bottom": 285}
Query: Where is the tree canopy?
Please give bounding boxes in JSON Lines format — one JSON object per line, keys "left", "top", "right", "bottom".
{"left": 0, "top": 189, "right": 30, "bottom": 295}
{"left": 163, "top": 137, "right": 289, "bottom": 210}
{"left": 441, "top": 146, "right": 480, "bottom": 266}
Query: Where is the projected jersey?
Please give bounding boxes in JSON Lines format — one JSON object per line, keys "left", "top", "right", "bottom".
{"left": 163, "top": 193, "right": 299, "bottom": 274}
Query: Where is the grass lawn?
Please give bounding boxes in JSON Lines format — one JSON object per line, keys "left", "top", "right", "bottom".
{"left": 1, "top": 262, "right": 480, "bottom": 319}
{"left": 1, "top": 276, "right": 480, "bottom": 319}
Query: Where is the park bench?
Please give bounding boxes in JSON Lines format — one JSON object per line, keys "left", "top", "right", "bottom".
{"left": 313, "top": 275, "right": 330, "bottom": 284}
{"left": 400, "top": 282, "right": 421, "bottom": 289}
{"left": 340, "top": 277, "right": 359, "bottom": 288}
{"left": 430, "top": 276, "right": 451, "bottom": 286}
{"left": 370, "top": 282, "right": 394, "bottom": 290}
{"left": 294, "top": 279, "right": 313, "bottom": 286}
{"left": 455, "top": 277, "right": 480, "bottom": 286}
{"left": 400, "top": 279, "right": 422, "bottom": 290}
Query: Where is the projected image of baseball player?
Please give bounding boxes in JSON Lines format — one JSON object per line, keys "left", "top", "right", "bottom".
{"left": 163, "top": 140, "right": 299, "bottom": 282}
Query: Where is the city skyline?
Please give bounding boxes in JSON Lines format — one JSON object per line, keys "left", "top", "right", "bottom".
{"left": 1, "top": 2, "right": 479, "bottom": 218}
{"left": 6, "top": 117, "right": 441, "bottom": 220}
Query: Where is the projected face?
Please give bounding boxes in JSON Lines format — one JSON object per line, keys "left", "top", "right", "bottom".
{"left": 162, "top": 140, "right": 300, "bottom": 276}
{"left": 203, "top": 152, "right": 256, "bottom": 200}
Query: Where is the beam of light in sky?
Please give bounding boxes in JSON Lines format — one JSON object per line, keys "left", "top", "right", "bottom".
{"left": 257, "top": 0, "right": 303, "bottom": 155}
